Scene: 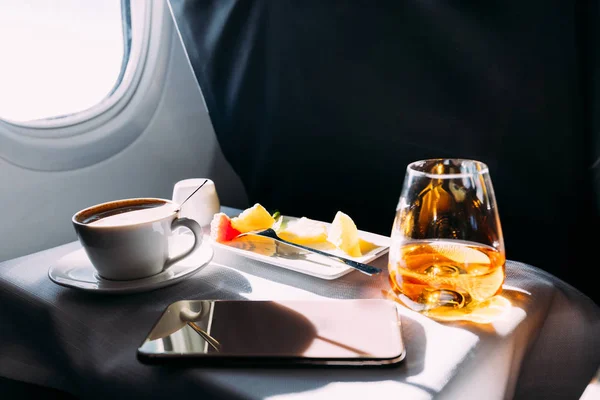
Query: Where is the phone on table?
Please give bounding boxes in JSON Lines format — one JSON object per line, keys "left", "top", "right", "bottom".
{"left": 137, "top": 298, "right": 406, "bottom": 367}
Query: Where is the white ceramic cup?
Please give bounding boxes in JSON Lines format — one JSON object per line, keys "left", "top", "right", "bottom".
{"left": 72, "top": 198, "right": 203, "bottom": 281}
{"left": 172, "top": 178, "right": 221, "bottom": 227}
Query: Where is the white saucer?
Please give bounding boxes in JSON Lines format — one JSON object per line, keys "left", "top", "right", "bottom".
{"left": 48, "top": 239, "right": 213, "bottom": 294}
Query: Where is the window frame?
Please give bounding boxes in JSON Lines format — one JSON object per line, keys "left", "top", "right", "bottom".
{"left": 2, "top": 0, "right": 146, "bottom": 133}
{"left": 0, "top": 0, "right": 174, "bottom": 171}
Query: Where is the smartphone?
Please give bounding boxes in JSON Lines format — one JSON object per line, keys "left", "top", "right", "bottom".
{"left": 137, "top": 298, "right": 405, "bottom": 367}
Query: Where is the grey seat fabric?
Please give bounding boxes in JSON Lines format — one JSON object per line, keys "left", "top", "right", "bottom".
{"left": 168, "top": 0, "right": 599, "bottom": 303}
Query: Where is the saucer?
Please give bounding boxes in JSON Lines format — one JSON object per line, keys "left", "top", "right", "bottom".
{"left": 48, "top": 239, "right": 213, "bottom": 294}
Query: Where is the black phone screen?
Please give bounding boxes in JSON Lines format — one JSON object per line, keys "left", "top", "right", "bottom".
{"left": 137, "top": 299, "right": 405, "bottom": 366}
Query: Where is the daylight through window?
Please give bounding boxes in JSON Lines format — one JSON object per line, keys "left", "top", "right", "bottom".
{"left": 0, "top": 0, "right": 130, "bottom": 123}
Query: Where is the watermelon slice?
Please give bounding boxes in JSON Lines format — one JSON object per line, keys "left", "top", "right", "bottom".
{"left": 210, "top": 213, "right": 242, "bottom": 243}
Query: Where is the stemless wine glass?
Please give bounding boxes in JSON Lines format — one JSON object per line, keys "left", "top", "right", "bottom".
{"left": 388, "top": 159, "right": 506, "bottom": 316}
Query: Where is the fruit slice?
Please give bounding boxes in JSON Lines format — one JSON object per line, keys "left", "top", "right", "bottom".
{"left": 327, "top": 211, "right": 362, "bottom": 257}
{"left": 210, "top": 212, "right": 241, "bottom": 242}
{"left": 230, "top": 203, "right": 275, "bottom": 233}
{"left": 229, "top": 235, "right": 277, "bottom": 256}
{"left": 277, "top": 217, "right": 328, "bottom": 245}
{"left": 359, "top": 238, "right": 379, "bottom": 254}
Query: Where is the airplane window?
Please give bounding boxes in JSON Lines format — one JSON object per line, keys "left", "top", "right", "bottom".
{"left": 0, "top": 0, "right": 131, "bottom": 124}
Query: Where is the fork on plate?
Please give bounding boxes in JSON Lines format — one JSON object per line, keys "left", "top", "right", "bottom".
{"left": 236, "top": 228, "right": 382, "bottom": 276}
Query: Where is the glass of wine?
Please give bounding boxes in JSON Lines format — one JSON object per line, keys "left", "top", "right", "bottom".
{"left": 388, "top": 159, "right": 506, "bottom": 317}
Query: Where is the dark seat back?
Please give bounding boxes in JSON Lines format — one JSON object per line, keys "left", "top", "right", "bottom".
{"left": 168, "top": 0, "right": 599, "bottom": 302}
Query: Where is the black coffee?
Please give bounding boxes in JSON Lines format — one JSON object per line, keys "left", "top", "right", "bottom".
{"left": 82, "top": 203, "right": 159, "bottom": 224}
{"left": 78, "top": 199, "right": 177, "bottom": 227}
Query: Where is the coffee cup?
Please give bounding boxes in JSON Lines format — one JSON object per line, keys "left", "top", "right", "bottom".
{"left": 172, "top": 178, "right": 220, "bottom": 227}
{"left": 72, "top": 198, "right": 203, "bottom": 281}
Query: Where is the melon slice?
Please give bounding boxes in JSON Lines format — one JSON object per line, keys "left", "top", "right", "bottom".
{"left": 277, "top": 217, "right": 328, "bottom": 245}
{"left": 327, "top": 211, "right": 362, "bottom": 257}
{"left": 230, "top": 203, "right": 275, "bottom": 233}
{"left": 210, "top": 212, "right": 241, "bottom": 243}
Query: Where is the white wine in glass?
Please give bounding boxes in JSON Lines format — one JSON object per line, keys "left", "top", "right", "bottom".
{"left": 389, "top": 159, "right": 506, "bottom": 314}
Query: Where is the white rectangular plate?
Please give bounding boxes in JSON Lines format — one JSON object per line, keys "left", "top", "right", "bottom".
{"left": 209, "top": 216, "right": 390, "bottom": 280}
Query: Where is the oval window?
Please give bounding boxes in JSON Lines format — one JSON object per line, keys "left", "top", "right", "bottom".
{"left": 0, "top": 0, "right": 131, "bottom": 124}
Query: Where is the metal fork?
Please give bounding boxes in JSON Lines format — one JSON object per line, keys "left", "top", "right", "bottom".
{"left": 236, "top": 228, "right": 382, "bottom": 276}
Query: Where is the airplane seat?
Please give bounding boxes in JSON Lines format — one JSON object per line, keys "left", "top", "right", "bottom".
{"left": 168, "top": 0, "right": 599, "bottom": 303}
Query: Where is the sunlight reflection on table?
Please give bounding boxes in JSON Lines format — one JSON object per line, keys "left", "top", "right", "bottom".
{"left": 384, "top": 286, "right": 529, "bottom": 327}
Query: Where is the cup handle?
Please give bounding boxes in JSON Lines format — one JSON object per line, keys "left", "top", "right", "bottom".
{"left": 164, "top": 217, "right": 203, "bottom": 270}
